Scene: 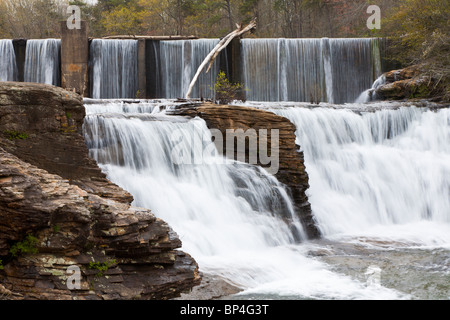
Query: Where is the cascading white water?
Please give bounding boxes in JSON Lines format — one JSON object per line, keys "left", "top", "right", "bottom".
{"left": 0, "top": 40, "right": 17, "bottom": 81}
{"left": 355, "top": 74, "right": 386, "bottom": 103}
{"left": 83, "top": 102, "right": 305, "bottom": 254}
{"left": 90, "top": 39, "right": 138, "bottom": 99}
{"left": 159, "top": 39, "right": 221, "bottom": 99}
{"left": 82, "top": 100, "right": 417, "bottom": 299}
{"left": 241, "top": 38, "right": 382, "bottom": 103}
{"left": 273, "top": 105, "right": 450, "bottom": 242}
{"left": 24, "top": 39, "right": 60, "bottom": 85}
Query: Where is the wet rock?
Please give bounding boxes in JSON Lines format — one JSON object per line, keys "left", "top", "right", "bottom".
{"left": 375, "top": 66, "right": 438, "bottom": 101}
{"left": 175, "top": 272, "right": 242, "bottom": 300}
{"left": 170, "top": 103, "right": 319, "bottom": 239}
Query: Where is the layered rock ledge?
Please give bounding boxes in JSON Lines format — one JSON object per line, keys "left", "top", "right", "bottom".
{"left": 169, "top": 103, "right": 319, "bottom": 239}
{"left": 0, "top": 82, "right": 200, "bottom": 300}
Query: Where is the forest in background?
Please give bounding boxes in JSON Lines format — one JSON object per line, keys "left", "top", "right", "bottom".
{"left": 0, "top": 0, "right": 448, "bottom": 99}
{"left": 0, "top": 0, "right": 398, "bottom": 38}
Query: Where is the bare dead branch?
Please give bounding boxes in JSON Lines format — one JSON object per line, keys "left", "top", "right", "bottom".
{"left": 185, "top": 18, "right": 256, "bottom": 99}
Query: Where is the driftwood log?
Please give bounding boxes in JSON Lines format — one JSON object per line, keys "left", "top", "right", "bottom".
{"left": 185, "top": 19, "right": 257, "bottom": 99}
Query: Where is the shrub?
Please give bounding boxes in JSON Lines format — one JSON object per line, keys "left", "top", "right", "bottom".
{"left": 3, "top": 130, "right": 28, "bottom": 140}
{"left": 10, "top": 234, "right": 39, "bottom": 257}
{"left": 88, "top": 259, "right": 117, "bottom": 277}
{"left": 213, "top": 71, "right": 246, "bottom": 104}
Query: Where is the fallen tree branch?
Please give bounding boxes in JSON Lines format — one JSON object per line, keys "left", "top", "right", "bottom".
{"left": 185, "top": 19, "right": 256, "bottom": 99}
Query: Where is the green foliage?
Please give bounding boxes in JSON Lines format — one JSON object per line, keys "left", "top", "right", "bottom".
{"left": 3, "top": 130, "right": 28, "bottom": 141}
{"left": 410, "top": 83, "right": 430, "bottom": 99}
{"left": 213, "top": 71, "right": 246, "bottom": 104}
{"left": 0, "top": 259, "right": 4, "bottom": 270}
{"left": 10, "top": 234, "right": 39, "bottom": 257}
{"left": 88, "top": 259, "right": 117, "bottom": 277}
{"left": 382, "top": 0, "right": 449, "bottom": 64}
{"left": 382, "top": 0, "right": 450, "bottom": 101}
{"left": 98, "top": 0, "right": 135, "bottom": 11}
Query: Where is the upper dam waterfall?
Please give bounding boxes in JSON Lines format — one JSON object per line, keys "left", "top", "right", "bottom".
{"left": 90, "top": 39, "right": 139, "bottom": 99}
{"left": 158, "top": 39, "right": 222, "bottom": 99}
{"left": 0, "top": 40, "right": 17, "bottom": 81}
{"left": 241, "top": 38, "right": 382, "bottom": 103}
{"left": 1, "top": 37, "right": 383, "bottom": 103}
{"left": 89, "top": 39, "right": 222, "bottom": 99}
{"left": 24, "top": 39, "right": 61, "bottom": 85}
{"left": 86, "top": 38, "right": 382, "bottom": 101}
{"left": 80, "top": 99, "right": 450, "bottom": 299}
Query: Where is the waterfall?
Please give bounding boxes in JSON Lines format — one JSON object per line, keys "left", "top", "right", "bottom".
{"left": 159, "top": 39, "right": 221, "bottom": 99}
{"left": 274, "top": 105, "right": 450, "bottom": 239}
{"left": 83, "top": 101, "right": 305, "bottom": 254}
{"left": 90, "top": 39, "right": 138, "bottom": 99}
{"left": 24, "top": 39, "right": 60, "bottom": 85}
{"left": 328, "top": 39, "right": 381, "bottom": 104}
{"left": 242, "top": 38, "right": 382, "bottom": 103}
{"left": 0, "top": 40, "right": 17, "bottom": 81}
{"left": 82, "top": 100, "right": 417, "bottom": 299}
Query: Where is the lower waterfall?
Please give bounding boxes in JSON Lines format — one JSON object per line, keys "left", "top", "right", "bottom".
{"left": 273, "top": 105, "right": 450, "bottom": 237}
{"left": 0, "top": 40, "right": 17, "bottom": 81}
{"left": 83, "top": 100, "right": 449, "bottom": 299}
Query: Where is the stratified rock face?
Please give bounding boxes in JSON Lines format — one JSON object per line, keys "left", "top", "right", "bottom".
{"left": 170, "top": 103, "right": 319, "bottom": 239}
{"left": 0, "top": 82, "right": 200, "bottom": 300}
{"left": 0, "top": 82, "right": 131, "bottom": 203}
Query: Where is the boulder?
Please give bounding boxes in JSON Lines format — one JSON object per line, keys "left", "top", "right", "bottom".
{"left": 375, "top": 66, "right": 437, "bottom": 101}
